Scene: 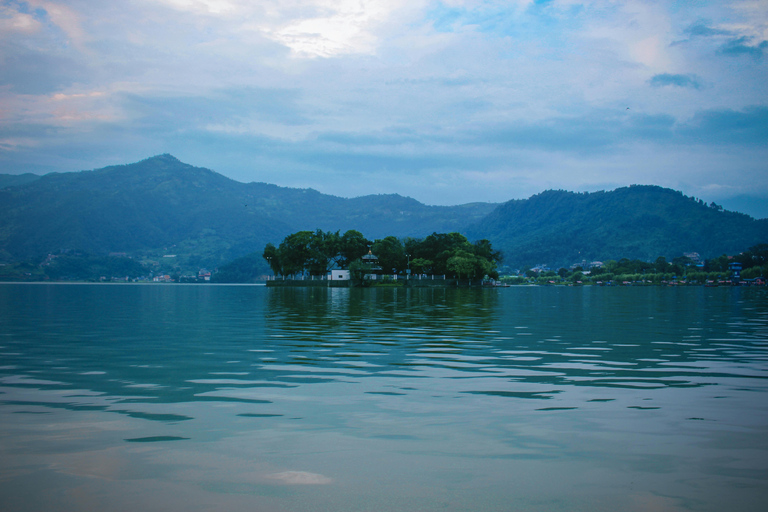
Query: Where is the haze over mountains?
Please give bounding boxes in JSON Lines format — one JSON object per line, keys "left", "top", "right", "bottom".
{"left": 1, "top": 154, "right": 766, "bottom": 273}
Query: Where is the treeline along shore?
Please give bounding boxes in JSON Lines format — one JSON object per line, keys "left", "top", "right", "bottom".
{"left": 2, "top": 229, "right": 765, "bottom": 286}
{"left": 500, "top": 250, "right": 766, "bottom": 287}
{"left": 246, "top": 231, "right": 766, "bottom": 288}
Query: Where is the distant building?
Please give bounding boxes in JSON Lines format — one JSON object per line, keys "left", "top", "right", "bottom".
{"left": 329, "top": 269, "right": 350, "bottom": 281}
{"left": 684, "top": 252, "right": 703, "bottom": 265}
{"left": 361, "top": 249, "right": 381, "bottom": 279}
{"left": 729, "top": 262, "right": 743, "bottom": 283}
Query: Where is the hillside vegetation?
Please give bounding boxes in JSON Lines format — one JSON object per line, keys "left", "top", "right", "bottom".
{"left": 467, "top": 187, "right": 768, "bottom": 268}
{"left": 0, "top": 155, "right": 495, "bottom": 272}
{"left": 0, "top": 155, "right": 766, "bottom": 278}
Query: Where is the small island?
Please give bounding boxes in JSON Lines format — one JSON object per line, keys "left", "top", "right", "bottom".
{"left": 262, "top": 230, "right": 500, "bottom": 288}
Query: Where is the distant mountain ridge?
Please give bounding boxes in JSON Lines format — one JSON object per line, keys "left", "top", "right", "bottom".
{"left": 0, "top": 173, "right": 40, "bottom": 189}
{"left": 0, "top": 155, "right": 765, "bottom": 271}
{"left": 466, "top": 187, "right": 768, "bottom": 268}
{"left": 0, "top": 155, "right": 496, "bottom": 267}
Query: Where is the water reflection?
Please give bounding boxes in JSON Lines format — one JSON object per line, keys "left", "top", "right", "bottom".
{"left": 264, "top": 287, "right": 498, "bottom": 379}
{"left": 1, "top": 284, "right": 767, "bottom": 512}
{"left": 261, "top": 286, "right": 768, "bottom": 402}
{"left": 1, "top": 285, "right": 767, "bottom": 414}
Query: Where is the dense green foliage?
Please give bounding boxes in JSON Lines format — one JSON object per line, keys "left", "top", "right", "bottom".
{"left": 44, "top": 253, "right": 147, "bottom": 281}
{"left": 2, "top": 156, "right": 766, "bottom": 278}
{"left": 262, "top": 230, "right": 500, "bottom": 281}
{"left": 0, "top": 155, "right": 494, "bottom": 274}
{"left": 0, "top": 252, "right": 147, "bottom": 282}
{"left": 730, "top": 243, "right": 768, "bottom": 279}
{"left": 0, "top": 155, "right": 289, "bottom": 270}
{"left": 263, "top": 229, "right": 373, "bottom": 277}
{"left": 405, "top": 232, "right": 501, "bottom": 278}
{"left": 467, "top": 186, "right": 768, "bottom": 268}
{"left": 211, "top": 252, "right": 265, "bottom": 283}
{"left": 504, "top": 244, "right": 767, "bottom": 286}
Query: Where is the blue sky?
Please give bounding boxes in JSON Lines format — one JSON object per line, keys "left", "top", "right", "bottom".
{"left": 1, "top": 0, "right": 767, "bottom": 216}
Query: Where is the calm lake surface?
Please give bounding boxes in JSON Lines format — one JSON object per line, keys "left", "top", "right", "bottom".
{"left": 1, "top": 283, "right": 767, "bottom": 511}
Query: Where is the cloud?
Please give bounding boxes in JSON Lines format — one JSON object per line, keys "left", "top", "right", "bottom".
{"left": 264, "top": 0, "right": 410, "bottom": 58}
{"left": 0, "top": 4, "right": 41, "bottom": 35}
{"left": 676, "top": 106, "right": 768, "bottom": 146}
{"left": 648, "top": 73, "right": 702, "bottom": 89}
{"left": 0, "top": 0, "right": 766, "bottom": 210}
{"left": 719, "top": 36, "right": 768, "bottom": 58}
{"left": 151, "top": 0, "right": 424, "bottom": 58}
{"left": 23, "top": 0, "right": 89, "bottom": 51}
{"left": 678, "top": 17, "right": 768, "bottom": 60}
{"left": 120, "top": 87, "right": 310, "bottom": 132}
{"left": 421, "top": 106, "right": 768, "bottom": 157}
{"left": 0, "top": 42, "right": 88, "bottom": 94}
{"left": 683, "top": 22, "right": 732, "bottom": 38}
{"left": 157, "top": 0, "right": 241, "bottom": 15}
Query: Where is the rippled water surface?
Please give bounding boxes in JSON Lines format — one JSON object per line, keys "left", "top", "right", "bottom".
{"left": 1, "top": 283, "right": 767, "bottom": 511}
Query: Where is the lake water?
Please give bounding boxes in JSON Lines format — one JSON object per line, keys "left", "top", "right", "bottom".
{"left": 1, "top": 283, "right": 767, "bottom": 512}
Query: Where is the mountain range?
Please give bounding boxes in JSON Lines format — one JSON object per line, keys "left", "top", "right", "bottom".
{"left": 0, "top": 155, "right": 494, "bottom": 270}
{"left": 1, "top": 154, "right": 766, "bottom": 272}
{"left": 466, "top": 188, "right": 768, "bottom": 267}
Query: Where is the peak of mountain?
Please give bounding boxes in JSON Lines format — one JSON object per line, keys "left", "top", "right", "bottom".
{"left": 149, "top": 153, "right": 180, "bottom": 163}
{"left": 0, "top": 156, "right": 497, "bottom": 267}
{"left": 30, "top": 153, "right": 228, "bottom": 191}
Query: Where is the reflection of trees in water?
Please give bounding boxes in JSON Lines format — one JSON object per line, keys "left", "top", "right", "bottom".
{"left": 3, "top": 285, "right": 765, "bottom": 416}
{"left": 263, "top": 287, "right": 768, "bottom": 393}
{"left": 264, "top": 286, "right": 767, "bottom": 393}
{"left": 264, "top": 287, "right": 502, "bottom": 373}
{"left": 265, "top": 287, "right": 768, "bottom": 391}
{"left": 266, "top": 287, "right": 499, "bottom": 339}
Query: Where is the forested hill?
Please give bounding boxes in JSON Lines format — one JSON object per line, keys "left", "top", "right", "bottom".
{"left": 0, "top": 173, "right": 40, "bottom": 189}
{"left": 1, "top": 155, "right": 765, "bottom": 272}
{"left": 0, "top": 154, "right": 495, "bottom": 266}
{"left": 466, "top": 186, "right": 768, "bottom": 268}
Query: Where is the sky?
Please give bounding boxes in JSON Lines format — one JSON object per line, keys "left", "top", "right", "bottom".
{"left": 1, "top": 0, "right": 767, "bottom": 216}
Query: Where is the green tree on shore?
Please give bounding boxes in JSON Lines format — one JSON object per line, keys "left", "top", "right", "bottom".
{"left": 264, "top": 230, "right": 500, "bottom": 280}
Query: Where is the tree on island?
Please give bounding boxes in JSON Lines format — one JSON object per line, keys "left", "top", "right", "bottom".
{"left": 263, "top": 230, "right": 501, "bottom": 280}
{"left": 447, "top": 250, "right": 478, "bottom": 280}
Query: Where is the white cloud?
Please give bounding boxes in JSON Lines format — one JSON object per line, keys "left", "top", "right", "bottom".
{"left": 155, "top": 0, "right": 239, "bottom": 15}
{"left": 730, "top": 0, "right": 768, "bottom": 39}
{"left": 149, "top": 0, "right": 424, "bottom": 57}
{"left": 24, "top": 0, "right": 89, "bottom": 50}
{"left": 266, "top": 0, "right": 422, "bottom": 58}
{"left": 0, "top": 5, "right": 40, "bottom": 35}
{"left": 0, "top": 0, "right": 766, "bottom": 210}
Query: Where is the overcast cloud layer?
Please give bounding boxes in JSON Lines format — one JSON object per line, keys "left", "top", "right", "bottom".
{"left": 1, "top": 0, "right": 767, "bottom": 215}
